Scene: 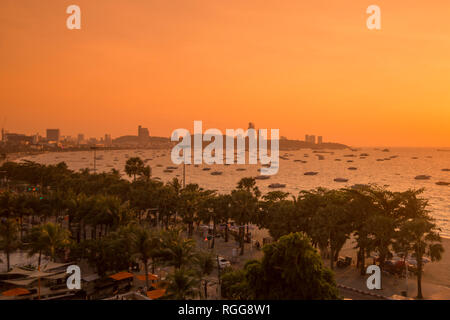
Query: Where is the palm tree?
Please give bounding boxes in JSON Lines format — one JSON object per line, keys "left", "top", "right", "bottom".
{"left": 0, "top": 218, "right": 19, "bottom": 271}
{"left": 201, "top": 194, "right": 232, "bottom": 248}
{"left": 309, "top": 190, "right": 353, "bottom": 270}
{"left": 130, "top": 226, "right": 161, "bottom": 290}
{"left": 13, "top": 193, "right": 34, "bottom": 240}
{"left": 217, "top": 194, "right": 232, "bottom": 243}
{"left": 231, "top": 189, "right": 258, "bottom": 255}
{"left": 178, "top": 184, "right": 212, "bottom": 237}
{"left": 139, "top": 165, "right": 152, "bottom": 182}
{"left": 236, "top": 177, "right": 261, "bottom": 198}
{"left": 24, "top": 225, "right": 47, "bottom": 270}
{"left": 166, "top": 268, "right": 200, "bottom": 300}
{"left": 195, "top": 251, "right": 215, "bottom": 298}
{"left": 125, "top": 157, "right": 145, "bottom": 181}
{"left": 39, "top": 223, "right": 71, "bottom": 262}
{"left": 400, "top": 218, "right": 444, "bottom": 299}
{"left": 0, "top": 191, "right": 16, "bottom": 219}
{"left": 363, "top": 187, "right": 403, "bottom": 272}
{"left": 344, "top": 187, "right": 377, "bottom": 275}
{"left": 156, "top": 184, "right": 178, "bottom": 229}
{"left": 160, "top": 228, "right": 196, "bottom": 269}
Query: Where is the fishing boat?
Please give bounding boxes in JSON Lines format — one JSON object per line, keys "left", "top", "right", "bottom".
{"left": 414, "top": 175, "right": 431, "bottom": 180}
{"left": 304, "top": 172, "right": 318, "bottom": 176}
{"left": 334, "top": 178, "right": 349, "bottom": 183}
{"left": 268, "top": 183, "right": 286, "bottom": 189}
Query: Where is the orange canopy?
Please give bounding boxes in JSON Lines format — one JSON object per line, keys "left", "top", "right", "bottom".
{"left": 151, "top": 281, "right": 167, "bottom": 289}
{"left": 146, "top": 289, "right": 166, "bottom": 300}
{"left": 136, "top": 273, "right": 158, "bottom": 281}
{"left": 109, "top": 271, "right": 134, "bottom": 281}
{"left": 2, "top": 288, "right": 31, "bottom": 296}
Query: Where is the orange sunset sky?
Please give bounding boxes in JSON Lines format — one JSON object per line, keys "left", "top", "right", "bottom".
{"left": 1, "top": 0, "right": 450, "bottom": 147}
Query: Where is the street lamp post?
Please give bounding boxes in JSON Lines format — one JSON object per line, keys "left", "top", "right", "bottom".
{"left": 0, "top": 170, "right": 7, "bottom": 190}
{"left": 183, "top": 162, "right": 186, "bottom": 188}
{"left": 179, "top": 144, "right": 190, "bottom": 188}
{"left": 216, "top": 255, "right": 221, "bottom": 299}
{"left": 91, "top": 146, "right": 98, "bottom": 173}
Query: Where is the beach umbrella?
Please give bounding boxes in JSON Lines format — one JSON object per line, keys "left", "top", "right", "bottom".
{"left": 2, "top": 288, "right": 30, "bottom": 297}
{"left": 146, "top": 289, "right": 166, "bottom": 300}
{"left": 136, "top": 273, "right": 158, "bottom": 281}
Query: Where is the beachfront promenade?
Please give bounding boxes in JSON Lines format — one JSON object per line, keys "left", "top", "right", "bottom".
{"left": 190, "top": 227, "right": 450, "bottom": 300}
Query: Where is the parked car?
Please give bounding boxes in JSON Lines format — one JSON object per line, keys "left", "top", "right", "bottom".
{"left": 336, "top": 256, "right": 352, "bottom": 268}
{"left": 217, "top": 256, "right": 231, "bottom": 269}
{"left": 383, "top": 260, "right": 406, "bottom": 276}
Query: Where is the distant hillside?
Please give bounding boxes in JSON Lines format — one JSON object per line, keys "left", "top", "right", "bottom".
{"left": 113, "top": 136, "right": 176, "bottom": 149}
{"left": 279, "top": 139, "right": 348, "bottom": 150}
{"left": 113, "top": 135, "right": 348, "bottom": 151}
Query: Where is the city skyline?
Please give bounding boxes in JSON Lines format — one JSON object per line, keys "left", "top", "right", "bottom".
{"left": 1, "top": 123, "right": 450, "bottom": 148}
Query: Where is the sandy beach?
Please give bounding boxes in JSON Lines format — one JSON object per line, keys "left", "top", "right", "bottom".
{"left": 335, "top": 237, "right": 450, "bottom": 299}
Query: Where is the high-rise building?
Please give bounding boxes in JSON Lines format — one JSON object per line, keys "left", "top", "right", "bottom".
{"left": 105, "top": 134, "right": 112, "bottom": 146}
{"left": 32, "top": 134, "right": 39, "bottom": 144}
{"left": 4, "top": 133, "right": 33, "bottom": 144}
{"left": 138, "top": 125, "right": 150, "bottom": 139}
{"left": 46, "top": 129, "right": 60, "bottom": 142}
{"left": 305, "top": 134, "right": 317, "bottom": 144}
{"left": 77, "top": 134, "right": 85, "bottom": 144}
{"left": 318, "top": 136, "right": 323, "bottom": 144}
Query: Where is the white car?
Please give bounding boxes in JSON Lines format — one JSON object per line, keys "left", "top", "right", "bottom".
{"left": 218, "top": 256, "right": 231, "bottom": 269}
